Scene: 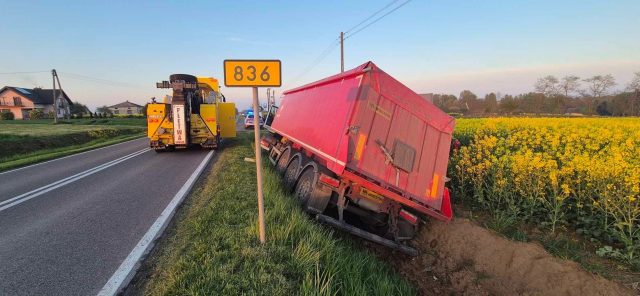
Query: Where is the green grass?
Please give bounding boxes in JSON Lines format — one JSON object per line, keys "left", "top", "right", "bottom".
{"left": 0, "top": 133, "right": 144, "bottom": 172}
{"left": 0, "top": 120, "right": 146, "bottom": 171}
{"left": 136, "top": 133, "right": 413, "bottom": 295}
{"left": 0, "top": 118, "right": 147, "bottom": 126}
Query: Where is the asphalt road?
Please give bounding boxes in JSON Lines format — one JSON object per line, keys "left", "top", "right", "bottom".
{"left": 0, "top": 138, "right": 212, "bottom": 296}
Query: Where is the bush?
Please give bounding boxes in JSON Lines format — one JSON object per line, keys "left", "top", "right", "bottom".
{"left": 47, "top": 111, "right": 55, "bottom": 119}
{"left": 1, "top": 112, "right": 15, "bottom": 120}
{"left": 28, "top": 109, "right": 44, "bottom": 120}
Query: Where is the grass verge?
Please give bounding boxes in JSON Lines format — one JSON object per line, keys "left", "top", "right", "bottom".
{"left": 131, "top": 132, "right": 413, "bottom": 295}
{"left": 0, "top": 133, "right": 144, "bottom": 172}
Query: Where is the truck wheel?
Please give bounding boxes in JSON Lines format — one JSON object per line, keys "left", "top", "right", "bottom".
{"left": 275, "top": 148, "right": 292, "bottom": 175}
{"left": 283, "top": 155, "right": 302, "bottom": 192}
{"left": 294, "top": 163, "right": 333, "bottom": 214}
{"left": 294, "top": 168, "right": 315, "bottom": 206}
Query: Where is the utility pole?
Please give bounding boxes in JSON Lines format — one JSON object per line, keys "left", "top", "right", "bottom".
{"left": 52, "top": 69, "right": 58, "bottom": 123}
{"left": 340, "top": 32, "right": 344, "bottom": 73}
{"left": 52, "top": 70, "right": 69, "bottom": 120}
{"left": 266, "top": 88, "right": 271, "bottom": 111}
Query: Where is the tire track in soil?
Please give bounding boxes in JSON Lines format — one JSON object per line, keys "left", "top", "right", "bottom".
{"left": 365, "top": 218, "right": 635, "bottom": 296}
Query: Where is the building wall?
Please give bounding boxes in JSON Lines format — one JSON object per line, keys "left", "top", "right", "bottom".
{"left": 0, "top": 89, "right": 35, "bottom": 119}
{"left": 0, "top": 89, "right": 68, "bottom": 119}
{"left": 109, "top": 106, "right": 142, "bottom": 115}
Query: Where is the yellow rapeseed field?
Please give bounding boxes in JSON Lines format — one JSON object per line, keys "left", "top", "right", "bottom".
{"left": 450, "top": 118, "right": 640, "bottom": 263}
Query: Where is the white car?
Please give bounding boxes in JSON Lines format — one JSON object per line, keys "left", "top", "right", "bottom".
{"left": 244, "top": 113, "right": 264, "bottom": 129}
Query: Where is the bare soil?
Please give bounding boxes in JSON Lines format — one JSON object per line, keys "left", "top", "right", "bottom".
{"left": 369, "top": 218, "right": 637, "bottom": 296}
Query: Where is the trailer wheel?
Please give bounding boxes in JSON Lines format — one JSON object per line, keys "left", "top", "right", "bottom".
{"left": 275, "top": 147, "right": 292, "bottom": 175}
{"left": 283, "top": 155, "right": 302, "bottom": 192}
{"left": 295, "top": 166, "right": 333, "bottom": 214}
{"left": 294, "top": 167, "right": 315, "bottom": 206}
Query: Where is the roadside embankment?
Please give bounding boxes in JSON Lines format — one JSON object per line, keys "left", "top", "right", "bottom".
{"left": 127, "top": 133, "right": 413, "bottom": 295}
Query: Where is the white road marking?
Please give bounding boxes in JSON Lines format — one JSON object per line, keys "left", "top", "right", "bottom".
{"left": 97, "top": 150, "right": 214, "bottom": 296}
{"left": 0, "top": 137, "right": 145, "bottom": 175}
{"left": 0, "top": 148, "right": 150, "bottom": 212}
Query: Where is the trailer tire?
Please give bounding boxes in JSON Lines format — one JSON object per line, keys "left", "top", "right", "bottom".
{"left": 294, "top": 167, "right": 315, "bottom": 207}
{"left": 283, "top": 154, "right": 302, "bottom": 192}
{"left": 275, "top": 147, "right": 292, "bottom": 175}
{"left": 295, "top": 164, "right": 333, "bottom": 214}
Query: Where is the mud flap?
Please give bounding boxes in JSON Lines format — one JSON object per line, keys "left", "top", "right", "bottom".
{"left": 305, "top": 184, "right": 332, "bottom": 214}
{"left": 441, "top": 188, "right": 453, "bottom": 221}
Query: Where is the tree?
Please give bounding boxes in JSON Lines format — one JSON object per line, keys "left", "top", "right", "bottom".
{"left": 459, "top": 90, "right": 482, "bottom": 114}
{"left": 583, "top": 75, "right": 616, "bottom": 97}
{"left": 499, "top": 95, "right": 518, "bottom": 114}
{"left": 70, "top": 101, "right": 88, "bottom": 117}
{"left": 141, "top": 103, "right": 148, "bottom": 116}
{"left": 433, "top": 94, "right": 458, "bottom": 112}
{"left": 626, "top": 72, "right": 640, "bottom": 116}
{"left": 534, "top": 75, "right": 559, "bottom": 96}
{"left": 96, "top": 106, "right": 113, "bottom": 115}
{"left": 559, "top": 75, "right": 580, "bottom": 97}
{"left": 627, "top": 72, "right": 640, "bottom": 92}
{"left": 484, "top": 93, "right": 498, "bottom": 113}
{"left": 596, "top": 101, "right": 612, "bottom": 116}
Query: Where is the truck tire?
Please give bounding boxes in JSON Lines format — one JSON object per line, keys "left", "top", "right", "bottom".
{"left": 169, "top": 74, "right": 198, "bottom": 83}
{"left": 275, "top": 147, "right": 292, "bottom": 175}
{"left": 295, "top": 165, "right": 333, "bottom": 214}
{"left": 283, "top": 154, "right": 302, "bottom": 192}
{"left": 294, "top": 167, "right": 315, "bottom": 206}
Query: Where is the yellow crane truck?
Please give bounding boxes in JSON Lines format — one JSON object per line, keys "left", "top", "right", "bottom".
{"left": 147, "top": 74, "right": 236, "bottom": 152}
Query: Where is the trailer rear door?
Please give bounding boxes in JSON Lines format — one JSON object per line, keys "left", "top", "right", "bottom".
{"left": 347, "top": 65, "right": 454, "bottom": 210}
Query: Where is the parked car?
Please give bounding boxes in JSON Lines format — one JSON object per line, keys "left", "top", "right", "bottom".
{"left": 244, "top": 113, "right": 264, "bottom": 129}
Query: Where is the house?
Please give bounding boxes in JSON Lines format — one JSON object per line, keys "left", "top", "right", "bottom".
{"left": 107, "top": 100, "right": 143, "bottom": 115}
{"left": 0, "top": 86, "right": 72, "bottom": 119}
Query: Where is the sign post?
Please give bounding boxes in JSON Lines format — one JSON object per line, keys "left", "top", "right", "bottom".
{"left": 224, "top": 59, "right": 281, "bottom": 244}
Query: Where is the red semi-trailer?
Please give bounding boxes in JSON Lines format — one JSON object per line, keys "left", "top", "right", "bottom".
{"left": 261, "top": 62, "right": 455, "bottom": 255}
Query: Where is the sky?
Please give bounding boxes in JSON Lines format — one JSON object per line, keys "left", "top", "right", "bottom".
{"left": 1, "top": 0, "right": 639, "bottom": 111}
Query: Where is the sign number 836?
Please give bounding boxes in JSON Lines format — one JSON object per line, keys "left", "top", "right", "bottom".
{"left": 234, "top": 65, "right": 270, "bottom": 82}
{"left": 224, "top": 60, "right": 281, "bottom": 87}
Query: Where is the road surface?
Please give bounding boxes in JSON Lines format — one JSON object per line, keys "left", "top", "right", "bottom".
{"left": 0, "top": 138, "right": 213, "bottom": 296}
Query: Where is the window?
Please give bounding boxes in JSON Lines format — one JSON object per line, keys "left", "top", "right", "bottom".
{"left": 127, "top": 110, "right": 132, "bottom": 114}
{"left": 114, "top": 110, "right": 119, "bottom": 114}
{"left": 1, "top": 109, "right": 9, "bottom": 113}
{"left": 13, "top": 97, "right": 22, "bottom": 106}
{"left": 0, "top": 97, "right": 5, "bottom": 105}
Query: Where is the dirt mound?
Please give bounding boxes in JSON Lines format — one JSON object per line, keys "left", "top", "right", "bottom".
{"left": 391, "top": 218, "right": 634, "bottom": 295}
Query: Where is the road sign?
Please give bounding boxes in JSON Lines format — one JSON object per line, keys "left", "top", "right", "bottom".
{"left": 223, "top": 58, "right": 282, "bottom": 244}
{"left": 223, "top": 60, "right": 281, "bottom": 87}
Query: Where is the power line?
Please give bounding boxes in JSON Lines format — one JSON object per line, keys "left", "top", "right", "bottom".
{"left": 284, "top": 38, "right": 340, "bottom": 89}
{"left": 345, "top": 0, "right": 412, "bottom": 40}
{"left": 0, "top": 71, "right": 49, "bottom": 75}
{"left": 59, "top": 72, "right": 145, "bottom": 88}
{"left": 345, "top": 0, "right": 399, "bottom": 34}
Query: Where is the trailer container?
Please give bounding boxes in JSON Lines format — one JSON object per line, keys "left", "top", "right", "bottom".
{"left": 262, "top": 62, "right": 455, "bottom": 255}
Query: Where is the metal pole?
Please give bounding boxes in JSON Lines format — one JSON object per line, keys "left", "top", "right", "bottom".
{"left": 266, "top": 88, "right": 271, "bottom": 111}
{"left": 252, "top": 87, "right": 266, "bottom": 243}
{"left": 52, "top": 69, "right": 58, "bottom": 123}
{"left": 340, "top": 32, "right": 344, "bottom": 73}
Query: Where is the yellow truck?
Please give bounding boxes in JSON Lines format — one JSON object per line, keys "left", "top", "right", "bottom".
{"left": 147, "top": 74, "right": 236, "bottom": 151}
